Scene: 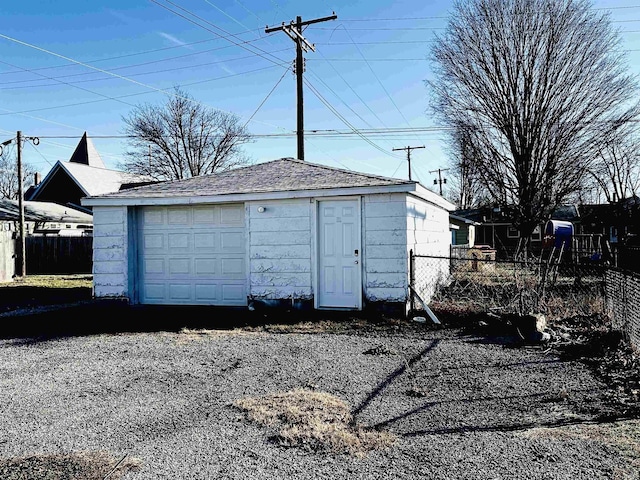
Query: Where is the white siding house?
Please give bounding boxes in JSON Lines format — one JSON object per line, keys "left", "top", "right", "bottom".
{"left": 82, "top": 158, "right": 455, "bottom": 316}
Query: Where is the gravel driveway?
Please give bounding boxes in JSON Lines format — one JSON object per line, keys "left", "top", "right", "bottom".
{"left": 1, "top": 307, "right": 638, "bottom": 479}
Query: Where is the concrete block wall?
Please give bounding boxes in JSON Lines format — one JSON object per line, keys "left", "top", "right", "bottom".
{"left": 247, "top": 199, "right": 313, "bottom": 302}
{"left": 0, "top": 231, "right": 15, "bottom": 282}
{"left": 92, "top": 206, "right": 129, "bottom": 298}
{"left": 363, "top": 193, "right": 409, "bottom": 303}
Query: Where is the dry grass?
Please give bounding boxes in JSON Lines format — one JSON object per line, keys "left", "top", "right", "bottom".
{"left": 177, "top": 327, "right": 265, "bottom": 342}
{"left": 233, "top": 388, "right": 396, "bottom": 457}
{"left": 177, "top": 317, "right": 413, "bottom": 340}
{"left": 0, "top": 274, "right": 92, "bottom": 289}
{"left": 523, "top": 419, "right": 640, "bottom": 478}
{"left": 0, "top": 451, "right": 141, "bottom": 480}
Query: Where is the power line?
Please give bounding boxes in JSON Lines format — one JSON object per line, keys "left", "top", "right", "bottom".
{"left": 0, "top": 32, "right": 273, "bottom": 77}
{"left": 0, "top": 49, "right": 285, "bottom": 122}
{"left": 337, "top": 25, "right": 432, "bottom": 154}
{"left": 32, "top": 126, "right": 454, "bottom": 139}
{"left": 27, "top": 141, "right": 55, "bottom": 169}
{"left": 150, "top": 0, "right": 289, "bottom": 67}
{"left": 0, "top": 49, "right": 291, "bottom": 90}
{"left": 242, "top": 66, "right": 290, "bottom": 128}
{"left": 0, "top": 59, "right": 137, "bottom": 109}
{"left": 304, "top": 79, "right": 404, "bottom": 159}
{"left": 0, "top": 45, "right": 288, "bottom": 86}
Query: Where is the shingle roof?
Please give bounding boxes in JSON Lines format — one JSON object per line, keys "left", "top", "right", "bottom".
{"left": 0, "top": 199, "right": 93, "bottom": 223}
{"left": 89, "top": 158, "right": 415, "bottom": 199}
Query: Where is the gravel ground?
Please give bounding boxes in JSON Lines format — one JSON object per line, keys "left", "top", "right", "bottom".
{"left": 1, "top": 309, "right": 638, "bottom": 479}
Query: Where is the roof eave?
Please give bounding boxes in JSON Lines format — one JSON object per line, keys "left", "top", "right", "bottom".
{"left": 81, "top": 183, "right": 419, "bottom": 207}
{"left": 413, "top": 184, "right": 457, "bottom": 211}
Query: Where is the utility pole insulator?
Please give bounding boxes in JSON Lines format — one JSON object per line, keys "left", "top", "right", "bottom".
{"left": 266, "top": 13, "right": 337, "bottom": 161}
{"left": 429, "top": 167, "right": 450, "bottom": 196}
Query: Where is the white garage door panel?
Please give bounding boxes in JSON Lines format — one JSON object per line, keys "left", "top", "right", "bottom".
{"left": 138, "top": 204, "right": 247, "bottom": 306}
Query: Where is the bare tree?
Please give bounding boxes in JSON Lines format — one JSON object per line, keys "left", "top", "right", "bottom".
{"left": 429, "top": 0, "right": 639, "bottom": 250}
{"left": 121, "top": 87, "right": 251, "bottom": 181}
{"left": 0, "top": 144, "right": 35, "bottom": 200}
{"left": 446, "top": 123, "right": 486, "bottom": 209}
{"left": 587, "top": 123, "right": 640, "bottom": 203}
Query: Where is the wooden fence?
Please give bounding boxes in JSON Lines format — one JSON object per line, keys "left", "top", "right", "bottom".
{"left": 25, "top": 236, "right": 93, "bottom": 274}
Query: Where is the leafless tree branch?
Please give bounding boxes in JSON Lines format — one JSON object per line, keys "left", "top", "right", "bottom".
{"left": 120, "top": 86, "right": 252, "bottom": 181}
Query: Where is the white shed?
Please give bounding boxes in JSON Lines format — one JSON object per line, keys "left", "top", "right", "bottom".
{"left": 81, "top": 158, "right": 455, "bottom": 316}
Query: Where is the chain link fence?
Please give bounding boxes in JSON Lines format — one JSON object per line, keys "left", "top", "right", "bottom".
{"left": 605, "top": 269, "right": 640, "bottom": 351}
{"left": 410, "top": 248, "right": 640, "bottom": 350}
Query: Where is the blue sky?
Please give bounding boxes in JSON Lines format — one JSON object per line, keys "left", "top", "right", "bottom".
{"left": 1, "top": 0, "right": 639, "bottom": 194}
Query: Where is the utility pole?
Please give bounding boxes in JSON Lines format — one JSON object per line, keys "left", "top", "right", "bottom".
{"left": 392, "top": 145, "right": 424, "bottom": 181}
{"left": 266, "top": 12, "right": 337, "bottom": 161}
{"left": 1, "top": 131, "right": 39, "bottom": 278}
{"left": 16, "top": 130, "right": 25, "bottom": 278}
{"left": 429, "top": 167, "right": 450, "bottom": 196}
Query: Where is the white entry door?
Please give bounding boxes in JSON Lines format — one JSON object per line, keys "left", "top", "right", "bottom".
{"left": 317, "top": 199, "right": 362, "bottom": 309}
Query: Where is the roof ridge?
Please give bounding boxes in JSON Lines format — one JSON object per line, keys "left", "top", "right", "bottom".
{"left": 63, "top": 161, "right": 152, "bottom": 177}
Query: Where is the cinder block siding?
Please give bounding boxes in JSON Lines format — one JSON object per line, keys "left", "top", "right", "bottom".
{"left": 0, "top": 231, "right": 15, "bottom": 282}
{"left": 247, "top": 199, "right": 313, "bottom": 300}
{"left": 92, "top": 206, "right": 129, "bottom": 298}
{"left": 406, "top": 194, "right": 452, "bottom": 303}
{"left": 363, "top": 193, "right": 409, "bottom": 302}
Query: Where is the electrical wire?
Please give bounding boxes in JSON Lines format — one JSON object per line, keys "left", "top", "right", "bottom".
{"left": 0, "top": 49, "right": 291, "bottom": 90}
{"left": 0, "top": 60, "right": 284, "bottom": 118}
{"left": 0, "top": 33, "right": 286, "bottom": 131}
{"left": 0, "top": 59, "right": 137, "bottom": 108}
{"left": 27, "top": 141, "right": 54, "bottom": 168}
{"left": 156, "top": 0, "right": 406, "bottom": 162}
{"left": 242, "top": 66, "right": 290, "bottom": 128}
{"left": 304, "top": 79, "right": 404, "bottom": 160}
{"left": 150, "top": 0, "right": 288, "bottom": 67}
{"left": 335, "top": 25, "right": 433, "bottom": 154}
{"left": 0, "top": 32, "right": 273, "bottom": 78}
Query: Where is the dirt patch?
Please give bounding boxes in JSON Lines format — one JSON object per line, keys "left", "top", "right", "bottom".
{"left": 540, "top": 312, "right": 640, "bottom": 418}
{"left": 232, "top": 389, "right": 396, "bottom": 457}
{"left": 522, "top": 419, "right": 640, "bottom": 478}
{"left": 0, "top": 451, "right": 141, "bottom": 480}
{"left": 431, "top": 299, "right": 640, "bottom": 419}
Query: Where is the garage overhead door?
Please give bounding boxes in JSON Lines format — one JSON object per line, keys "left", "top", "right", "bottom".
{"left": 137, "top": 204, "right": 246, "bottom": 305}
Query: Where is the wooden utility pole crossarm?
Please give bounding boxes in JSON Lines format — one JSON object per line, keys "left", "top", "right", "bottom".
{"left": 266, "top": 13, "right": 337, "bottom": 161}
{"left": 392, "top": 145, "right": 424, "bottom": 181}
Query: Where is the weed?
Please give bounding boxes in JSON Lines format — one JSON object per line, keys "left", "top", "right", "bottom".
{"left": 233, "top": 388, "right": 396, "bottom": 457}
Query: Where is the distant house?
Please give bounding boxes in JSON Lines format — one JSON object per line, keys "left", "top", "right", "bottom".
{"left": 0, "top": 199, "right": 95, "bottom": 277}
{"left": 449, "top": 213, "right": 480, "bottom": 247}
{"left": 25, "top": 132, "right": 155, "bottom": 212}
{"left": 82, "top": 158, "right": 455, "bottom": 316}
{"left": 453, "top": 204, "right": 580, "bottom": 257}
{"left": 0, "top": 199, "right": 93, "bottom": 236}
{"left": 577, "top": 196, "right": 640, "bottom": 246}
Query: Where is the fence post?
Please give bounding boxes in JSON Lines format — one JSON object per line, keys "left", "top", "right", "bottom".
{"left": 409, "top": 249, "right": 415, "bottom": 313}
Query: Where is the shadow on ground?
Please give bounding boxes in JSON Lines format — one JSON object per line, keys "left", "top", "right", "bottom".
{"left": 0, "top": 300, "right": 404, "bottom": 343}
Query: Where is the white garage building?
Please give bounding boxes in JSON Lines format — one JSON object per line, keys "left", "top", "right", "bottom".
{"left": 81, "top": 158, "right": 454, "bottom": 316}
